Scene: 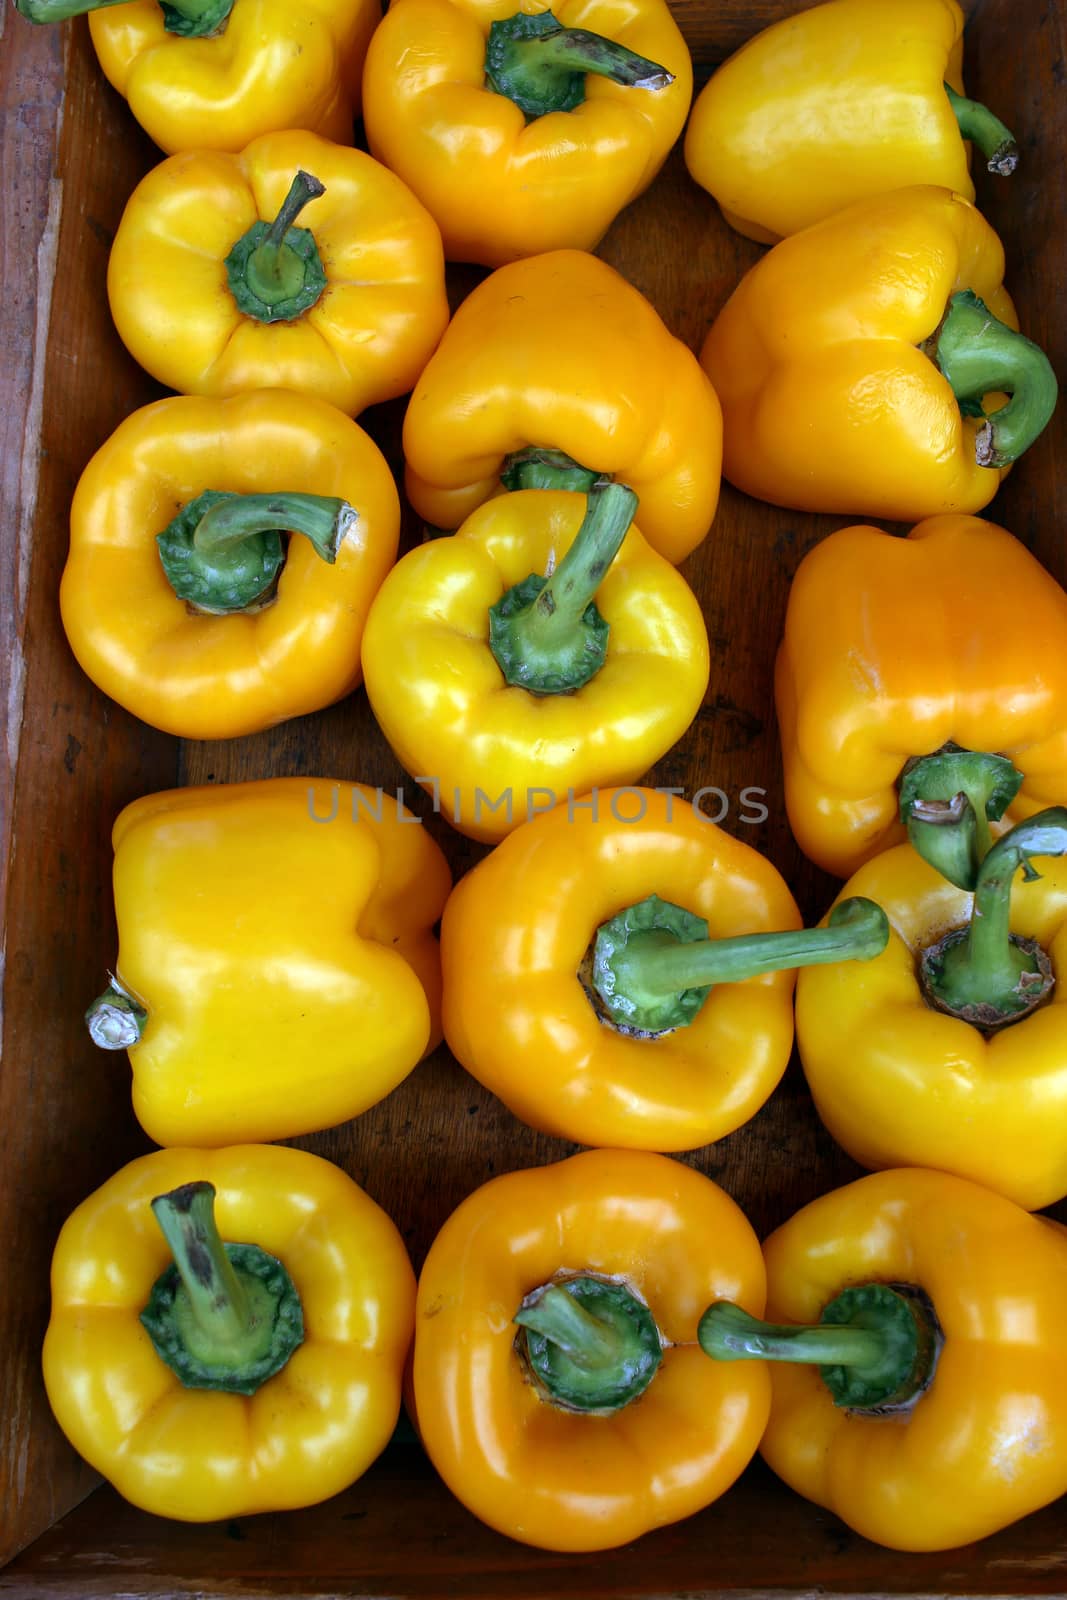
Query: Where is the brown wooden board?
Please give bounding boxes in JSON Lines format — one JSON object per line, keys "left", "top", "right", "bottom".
{"left": 3, "top": 0, "right": 1067, "bottom": 1591}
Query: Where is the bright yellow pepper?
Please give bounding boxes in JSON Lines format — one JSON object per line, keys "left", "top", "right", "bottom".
{"left": 795, "top": 808, "right": 1067, "bottom": 1211}
{"left": 441, "top": 787, "right": 888, "bottom": 1150}
{"left": 15, "top": 0, "right": 380, "bottom": 155}
{"left": 685, "top": 0, "right": 1019, "bottom": 244}
{"left": 43, "top": 1144, "right": 416, "bottom": 1521}
{"left": 361, "top": 483, "right": 710, "bottom": 841}
{"left": 776, "top": 515, "right": 1067, "bottom": 879}
{"left": 700, "top": 1169, "right": 1067, "bottom": 1550}
{"left": 86, "top": 779, "right": 451, "bottom": 1146}
{"left": 402, "top": 249, "right": 723, "bottom": 564}
{"left": 60, "top": 390, "right": 400, "bottom": 739}
{"left": 362, "top": 0, "right": 692, "bottom": 266}
{"left": 108, "top": 130, "right": 449, "bottom": 415}
{"left": 411, "top": 1147, "right": 770, "bottom": 1552}
{"left": 700, "top": 187, "right": 1058, "bottom": 521}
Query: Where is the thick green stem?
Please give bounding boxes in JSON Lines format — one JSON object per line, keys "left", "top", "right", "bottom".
{"left": 85, "top": 978, "right": 147, "bottom": 1049}
{"left": 15, "top": 0, "right": 232, "bottom": 30}
{"left": 698, "top": 1284, "right": 941, "bottom": 1411}
{"left": 488, "top": 482, "right": 637, "bottom": 693}
{"left": 156, "top": 489, "right": 354, "bottom": 614}
{"left": 485, "top": 10, "right": 672, "bottom": 120}
{"left": 514, "top": 1284, "right": 621, "bottom": 1370}
{"left": 899, "top": 743, "right": 1023, "bottom": 890}
{"left": 921, "top": 807, "right": 1067, "bottom": 1026}
{"left": 224, "top": 172, "right": 327, "bottom": 324}
{"left": 501, "top": 447, "right": 604, "bottom": 495}
{"left": 590, "top": 894, "right": 888, "bottom": 1034}
{"left": 944, "top": 83, "right": 1018, "bottom": 175}
{"left": 140, "top": 1182, "right": 304, "bottom": 1395}
{"left": 931, "top": 289, "right": 1058, "bottom": 467}
{"left": 514, "top": 1276, "right": 662, "bottom": 1413}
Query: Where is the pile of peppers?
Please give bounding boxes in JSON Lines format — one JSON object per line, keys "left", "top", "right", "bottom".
{"left": 14, "top": 0, "right": 1067, "bottom": 1563}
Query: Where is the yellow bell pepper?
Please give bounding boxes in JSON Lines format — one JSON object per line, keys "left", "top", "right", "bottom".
{"left": 699, "top": 1169, "right": 1067, "bottom": 1550}
{"left": 85, "top": 779, "right": 452, "bottom": 1146}
{"left": 361, "top": 482, "right": 710, "bottom": 842}
{"left": 108, "top": 130, "right": 449, "bottom": 415}
{"left": 685, "top": 0, "right": 1019, "bottom": 244}
{"left": 441, "top": 787, "right": 888, "bottom": 1150}
{"left": 15, "top": 0, "right": 380, "bottom": 156}
{"left": 776, "top": 514, "right": 1067, "bottom": 879}
{"left": 795, "top": 805, "right": 1067, "bottom": 1211}
{"left": 402, "top": 249, "right": 723, "bottom": 564}
{"left": 362, "top": 0, "right": 692, "bottom": 266}
{"left": 60, "top": 390, "right": 400, "bottom": 739}
{"left": 411, "top": 1146, "right": 770, "bottom": 1552}
{"left": 700, "top": 187, "right": 1058, "bottom": 520}
{"left": 43, "top": 1144, "right": 415, "bottom": 1521}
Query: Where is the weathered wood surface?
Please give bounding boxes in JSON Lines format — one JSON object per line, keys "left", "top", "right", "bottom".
{"left": 2, "top": 0, "right": 1066, "bottom": 1589}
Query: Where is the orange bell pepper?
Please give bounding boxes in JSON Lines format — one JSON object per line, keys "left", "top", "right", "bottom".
{"left": 701, "top": 187, "right": 1057, "bottom": 520}
{"left": 700, "top": 1168, "right": 1067, "bottom": 1550}
{"left": 362, "top": 0, "right": 692, "bottom": 265}
{"left": 441, "top": 787, "right": 887, "bottom": 1150}
{"left": 402, "top": 249, "right": 722, "bottom": 563}
{"left": 776, "top": 514, "right": 1067, "bottom": 878}
{"left": 411, "top": 1146, "right": 770, "bottom": 1551}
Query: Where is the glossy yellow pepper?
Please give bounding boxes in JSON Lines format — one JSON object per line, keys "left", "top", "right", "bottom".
{"left": 776, "top": 515, "right": 1067, "bottom": 879}
{"left": 108, "top": 130, "right": 449, "bottom": 415}
{"left": 403, "top": 249, "right": 723, "bottom": 564}
{"left": 15, "top": 0, "right": 380, "bottom": 155}
{"left": 701, "top": 187, "right": 1058, "bottom": 520}
{"left": 685, "top": 0, "right": 1019, "bottom": 244}
{"left": 60, "top": 390, "right": 400, "bottom": 739}
{"left": 441, "top": 787, "right": 888, "bottom": 1150}
{"left": 86, "top": 779, "right": 451, "bottom": 1146}
{"left": 700, "top": 1169, "right": 1067, "bottom": 1550}
{"left": 361, "top": 483, "right": 710, "bottom": 842}
{"left": 362, "top": 0, "right": 692, "bottom": 266}
{"left": 43, "top": 1144, "right": 415, "bottom": 1521}
{"left": 795, "top": 805, "right": 1067, "bottom": 1211}
{"left": 411, "top": 1147, "right": 770, "bottom": 1552}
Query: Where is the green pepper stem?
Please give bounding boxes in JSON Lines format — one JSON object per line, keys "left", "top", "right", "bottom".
{"left": 141, "top": 1183, "right": 305, "bottom": 1394}
{"left": 613, "top": 897, "right": 888, "bottom": 996}
{"left": 15, "top": 0, "right": 221, "bottom": 22}
{"left": 245, "top": 172, "right": 325, "bottom": 307}
{"left": 699, "top": 1301, "right": 888, "bottom": 1370}
{"left": 944, "top": 83, "right": 1019, "bottom": 175}
{"left": 151, "top": 1184, "right": 253, "bottom": 1348}
{"left": 85, "top": 979, "right": 147, "bottom": 1049}
{"left": 224, "top": 173, "right": 328, "bottom": 324}
{"left": 488, "top": 482, "right": 637, "bottom": 694}
{"left": 485, "top": 10, "right": 672, "bottom": 120}
{"left": 932, "top": 289, "right": 1058, "bottom": 468}
{"left": 514, "top": 1284, "right": 620, "bottom": 1370}
{"left": 193, "top": 493, "right": 354, "bottom": 564}
{"left": 514, "top": 1276, "right": 663, "bottom": 1413}
{"left": 922, "top": 807, "right": 1067, "bottom": 1021}
{"left": 156, "top": 489, "right": 353, "bottom": 614}
{"left": 591, "top": 895, "right": 888, "bottom": 1033}
{"left": 501, "top": 447, "right": 604, "bottom": 495}
{"left": 698, "top": 1285, "right": 940, "bottom": 1411}
{"left": 899, "top": 744, "right": 1023, "bottom": 890}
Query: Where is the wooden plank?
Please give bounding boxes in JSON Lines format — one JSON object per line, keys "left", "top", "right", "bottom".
{"left": 0, "top": 16, "right": 181, "bottom": 1567}
{"left": 5, "top": 1454, "right": 1067, "bottom": 1598}
{"left": 3, "top": 0, "right": 1067, "bottom": 1587}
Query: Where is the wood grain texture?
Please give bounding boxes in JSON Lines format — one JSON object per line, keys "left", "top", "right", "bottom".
{"left": 0, "top": 17, "right": 178, "bottom": 1569}
{"left": 6, "top": 1455, "right": 1067, "bottom": 1599}
{"left": 3, "top": 0, "right": 1067, "bottom": 1589}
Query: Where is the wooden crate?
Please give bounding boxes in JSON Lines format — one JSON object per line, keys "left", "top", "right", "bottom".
{"left": 3, "top": 0, "right": 1066, "bottom": 1591}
